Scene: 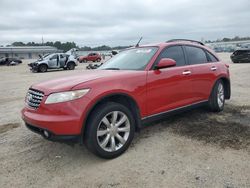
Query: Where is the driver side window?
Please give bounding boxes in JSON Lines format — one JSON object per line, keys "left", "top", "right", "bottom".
{"left": 51, "top": 54, "right": 58, "bottom": 60}
{"left": 158, "top": 46, "right": 186, "bottom": 66}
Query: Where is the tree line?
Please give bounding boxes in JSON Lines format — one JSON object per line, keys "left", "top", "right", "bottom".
{"left": 10, "top": 41, "right": 131, "bottom": 52}
{"left": 205, "top": 36, "right": 250, "bottom": 43}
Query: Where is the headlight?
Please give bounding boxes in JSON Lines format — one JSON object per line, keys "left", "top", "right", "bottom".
{"left": 45, "top": 89, "right": 90, "bottom": 104}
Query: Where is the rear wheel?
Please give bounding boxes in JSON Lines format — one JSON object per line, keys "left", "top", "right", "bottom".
{"left": 85, "top": 102, "right": 135, "bottom": 159}
{"left": 39, "top": 64, "right": 47, "bottom": 73}
{"left": 67, "top": 62, "right": 75, "bottom": 70}
{"left": 208, "top": 80, "right": 225, "bottom": 112}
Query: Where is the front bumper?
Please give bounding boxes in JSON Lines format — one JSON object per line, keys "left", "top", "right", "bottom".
{"left": 28, "top": 63, "right": 39, "bottom": 71}
{"left": 21, "top": 96, "right": 91, "bottom": 137}
{"left": 25, "top": 123, "right": 80, "bottom": 143}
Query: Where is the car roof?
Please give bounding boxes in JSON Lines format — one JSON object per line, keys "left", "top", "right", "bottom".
{"left": 140, "top": 41, "right": 211, "bottom": 51}
{"left": 136, "top": 40, "right": 220, "bottom": 60}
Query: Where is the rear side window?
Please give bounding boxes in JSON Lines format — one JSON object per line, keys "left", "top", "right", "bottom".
{"left": 158, "top": 46, "right": 186, "bottom": 66}
{"left": 185, "top": 46, "right": 208, "bottom": 65}
{"left": 207, "top": 51, "right": 219, "bottom": 62}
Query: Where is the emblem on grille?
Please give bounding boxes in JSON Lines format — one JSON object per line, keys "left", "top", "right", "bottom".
{"left": 27, "top": 93, "right": 33, "bottom": 101}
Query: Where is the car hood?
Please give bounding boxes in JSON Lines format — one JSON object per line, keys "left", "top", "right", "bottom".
{"left": 31, "top": 70, "right": 135, "bottom": 95}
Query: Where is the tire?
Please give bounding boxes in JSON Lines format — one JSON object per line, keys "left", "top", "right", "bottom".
{"left": 67, "top": 62, "right": 75, "bottom": 70}
{"left": 85, "top": 102, "right": 135, "bottom": 159}
{"left": 39, "top": 64, "right": 47, "bottom": 73}
{"left": 208, "top": 80, "right": 225, "bottom": 112}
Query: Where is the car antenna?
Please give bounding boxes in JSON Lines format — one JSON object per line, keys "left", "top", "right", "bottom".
{"left": 135, "top": 37, "right": 143, "bottom": 47}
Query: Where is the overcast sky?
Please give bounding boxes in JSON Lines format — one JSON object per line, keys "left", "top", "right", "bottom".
{"left": 0, "top": 0, "right": 249, "bottom": 47}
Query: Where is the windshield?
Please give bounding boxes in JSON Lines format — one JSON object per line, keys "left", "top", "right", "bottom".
{"left": 99, "top": 47, "right": 158, "bottom": 70}
{"left": 38, "top": 53, "right": 51, "bottom": 60}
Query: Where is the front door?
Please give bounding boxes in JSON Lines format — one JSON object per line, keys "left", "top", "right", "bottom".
{"left": 146, "top": 45, "right": 194, "bottom": 116}
{"left": 48, "top": 54, "right": 59, "bottom": 68}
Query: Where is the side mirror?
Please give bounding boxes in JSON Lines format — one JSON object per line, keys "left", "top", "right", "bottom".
{"left": 155, "top": 58, "right": 176, "bottom": 69}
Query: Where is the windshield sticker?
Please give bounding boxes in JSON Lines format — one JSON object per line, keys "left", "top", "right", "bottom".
{"left": 135, "top": 49, "right": 152, "bottom": 53}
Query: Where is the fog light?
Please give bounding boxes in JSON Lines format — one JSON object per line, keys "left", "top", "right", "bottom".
{"left": 44, "top": 130, "right": 50, "bottom": 138}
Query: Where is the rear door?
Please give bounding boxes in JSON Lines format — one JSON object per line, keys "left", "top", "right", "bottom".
{"left": 59, "top": 54, "right": 66, "bottom": 67}
{"left": 184, "top": 45, "right": 217, "bottom": 102}
{"left": 146, "top": 45, "right": 194, "bottom": 116}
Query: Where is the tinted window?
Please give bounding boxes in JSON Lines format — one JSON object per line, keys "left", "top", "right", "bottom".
{"left": 158, "top": 46, "right": 186, "bottom": 66}
{"left": 185, "top": 46, "right": 208, "bottom": 65}
{"left": 207, "top": 51, "right": 218, "bottom": 62}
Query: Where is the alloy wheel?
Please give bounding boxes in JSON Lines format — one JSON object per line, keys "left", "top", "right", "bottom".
{"left": 97, "top": 111, "right": 130, "bottom": 152}
{"left": 217, "top": 83, "right": 224, "bottom": 108}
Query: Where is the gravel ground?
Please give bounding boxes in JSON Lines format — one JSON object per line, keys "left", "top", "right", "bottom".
{"left": 0, "top": 53, "right": 249, "bottom": 188}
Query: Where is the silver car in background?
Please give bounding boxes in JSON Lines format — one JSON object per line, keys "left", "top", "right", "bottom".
{"left": 28, "top": 49, "right": 78, "bottom": 72}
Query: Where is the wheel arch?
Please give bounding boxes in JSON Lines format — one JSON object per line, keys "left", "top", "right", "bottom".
{"left": 67, "top": 61, "right": 77, "bottom": 66}
{"left": 81, "top": 93, "right": 142, "bottom": 142}
{"left": 38, "top": 63, "right": 48, "bottom": 67}
{"left": 211, "top": 77, "right": 231, "bottom": 100}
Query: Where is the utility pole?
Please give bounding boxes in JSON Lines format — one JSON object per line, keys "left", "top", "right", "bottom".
{"left": 42, "top": 36, "right": 44, "bottom": 45}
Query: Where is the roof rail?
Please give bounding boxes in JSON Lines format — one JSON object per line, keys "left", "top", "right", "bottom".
{"left": 167, "top": 39, "right": 204, "bottom": 46}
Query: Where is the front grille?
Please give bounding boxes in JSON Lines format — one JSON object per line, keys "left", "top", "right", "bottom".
{"left": 26, "top": 89, "right": 44, "bottom": 109}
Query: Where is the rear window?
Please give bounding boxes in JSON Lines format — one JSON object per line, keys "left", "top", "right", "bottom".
{"left": 185, "top": 46, "right": 208, "bottom": 65}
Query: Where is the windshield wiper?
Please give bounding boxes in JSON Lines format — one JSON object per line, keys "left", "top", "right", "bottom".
{"left": 103, "top": 68, "right": 120, "bottom": 70}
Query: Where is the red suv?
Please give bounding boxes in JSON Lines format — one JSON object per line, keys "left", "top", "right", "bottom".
{"left": 22, "top": 39, "right": 230, "bottom": 158}
{"left": 78, "top": 52, "right": 102, "bottom": 63}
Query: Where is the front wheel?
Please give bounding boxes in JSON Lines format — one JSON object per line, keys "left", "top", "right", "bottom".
{"left": 85, "top": 102, "right": 135, "bottom": 159}
{"left": 208, "top": 80, "right": 225, "bottom": 112}
{"left": 39, "top": 64, "right": 47, "bottom": 73}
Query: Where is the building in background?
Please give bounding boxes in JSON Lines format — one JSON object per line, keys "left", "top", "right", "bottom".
{"left": 0, "top": 46, "right": 62, "bottom": 59}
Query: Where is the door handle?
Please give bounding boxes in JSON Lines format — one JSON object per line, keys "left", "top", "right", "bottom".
{"left": 182, "top": 70, "right": 191, "bottom": 75}
{"left": 211, "top": 66, "right": 217, "bottom": 71}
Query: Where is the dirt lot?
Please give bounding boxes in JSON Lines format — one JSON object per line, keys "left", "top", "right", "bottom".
{"left": 0, "top": 53, "right": 250, "bottom": 188}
